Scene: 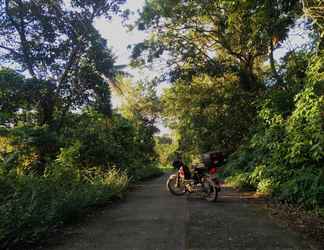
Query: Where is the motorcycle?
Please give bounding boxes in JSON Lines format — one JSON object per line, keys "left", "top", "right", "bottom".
{"left": 166, "top": 152, "right": 224, "bottom": 202}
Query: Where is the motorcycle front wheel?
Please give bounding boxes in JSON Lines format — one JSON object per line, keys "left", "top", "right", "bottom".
{"left": 166, "top": 174, "right": 186, "bottom": 196}
{"left": 202, "top": 178, "right": 218, "bottom": 202}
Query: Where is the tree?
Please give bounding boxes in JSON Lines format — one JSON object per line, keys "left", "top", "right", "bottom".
{"left": 162, "top": 74, "right": 256, "bottom": 156}
{"left": 116, "top": 78, "right": 161, "bottom": 163}
{"left": 118, "top": 78, "right": 161, "bottom": 130}
{"left": 0, "top": 68, "right": 26, "bottom": 125}
{"left": 154, "top": 134, "right": 177, "bottom": 165}
{"left": 128, "top": 0, "right": 310, "bottom": 159}
{"left": 132, "top": 0, "right": 301, "bottom": 91}
{"left": 0, "top": 0, "right": 127, "bottom": 127}
{"left": 0, "top": 0, "right": 128, "bottom": 174}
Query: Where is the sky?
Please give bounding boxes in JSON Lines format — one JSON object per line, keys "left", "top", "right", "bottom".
{"left": 93, "top": 0, "right": 159, "bottom": 85}
{"left": 94, "top": 0, "right": 146, "bottom": 66}
{"left": 93, "top": 0, "right": 172, "bottom": 134}
{"left": 94, "top": 0, "right": 162, "bottom": 107}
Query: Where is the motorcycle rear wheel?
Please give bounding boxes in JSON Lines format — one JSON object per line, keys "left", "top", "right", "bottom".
{"left": 202, "top": 178, "right": 218, "bottom": 202}
{"left": 167, "top": 174, "right": 186, "bottom": 196}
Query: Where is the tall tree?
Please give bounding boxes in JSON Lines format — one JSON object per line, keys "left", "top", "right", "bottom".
{"left": 129, "top": 0, "right": 304, "bottom": 156}
{"left": 0, "top": 0, "right": 126, "bottom": 126}
{"left": 162, "top": 74, "right": 256, "bottom": 155}
{"left": 116, "top": 78, "right": 161, "bottom": 163}
{"left": 132, "top": 0, "right": 301, "bottom": 91}
{"left": 302, "top": 0, "right": 324, "bottom": 49}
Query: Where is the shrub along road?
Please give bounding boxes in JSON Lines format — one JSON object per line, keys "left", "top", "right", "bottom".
{"left": 45, "top": 175, "right": 320, "bottom": 250}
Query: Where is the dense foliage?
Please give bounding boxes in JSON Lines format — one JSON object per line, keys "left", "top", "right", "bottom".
{"left": 225, "top": 1, "right": 324, "bottom": 210}
{"left": 132, "top": 0, "right": 302, "bottom": 158}
{"left": 226, "top": 53, "right": 324, "bottom": 209}
{"left": 0, "top": 0, "right": 323, "bottom": 248}
{"left": 0, "top": 1, "right": 161, "bottom": 249}
{"left": 0, "top": 168, "right": 128, "bottom": 249}
{"left": 134, "top": 0, "right": 324, "bottom": 211}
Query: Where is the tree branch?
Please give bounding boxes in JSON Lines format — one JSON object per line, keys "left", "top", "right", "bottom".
{"left": 0, "top": 44, "right": 21, "bottom": 57}
{"left": 5, "top": 0, "right": 36, "bottom": 78}
{"left": 269, "top": 40, "right": 284, "bottom": 86}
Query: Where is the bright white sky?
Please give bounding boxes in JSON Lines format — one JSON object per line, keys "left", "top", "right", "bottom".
{"left": 93, "top": 0, "right": 171, "bottom": 134}
{"left": 94, "top": 0, "right": 146, "bottom": 66}
{"left": 93, "top": 0, "right": 164, "bottom": 109}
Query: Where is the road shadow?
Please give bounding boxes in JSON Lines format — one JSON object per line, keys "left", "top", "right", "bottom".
{"left": 185, "top": 186, "right": 267, "bottom": 205}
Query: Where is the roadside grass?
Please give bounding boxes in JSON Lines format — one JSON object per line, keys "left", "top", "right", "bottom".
{"left": 0, "top": 164, "right": 165, "bottom": 250}
{"left": 129, "top": 164, "right": 163, "bottom": 182}
{"left": 158, "top": 164, "right": 174, "bottom": 173}
{"left": 129, "top": 164, "right": 174, "bottom": 182}
{"left": 225, "top": 172, "right": 257, "bottom": 191}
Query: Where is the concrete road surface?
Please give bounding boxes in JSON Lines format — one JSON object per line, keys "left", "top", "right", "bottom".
{"left": 45, "top": 175, "right": 319, "bottom": 250}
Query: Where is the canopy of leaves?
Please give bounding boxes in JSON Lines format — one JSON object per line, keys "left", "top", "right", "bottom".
{"left": 224, "top": 1, "right": 324, "bottom": 209}
{"left": 162, "top": 74, "right": 256, "bottom": 155}
{"left": 133, "top": 0, "right": 301, "bottom": 91}
{"left": 0, "top": 0, "right": 128, "bottom": 127}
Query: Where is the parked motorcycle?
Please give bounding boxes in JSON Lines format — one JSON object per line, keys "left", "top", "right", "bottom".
{"left": 166, "top": 151, "right": 224, "bottom": 202}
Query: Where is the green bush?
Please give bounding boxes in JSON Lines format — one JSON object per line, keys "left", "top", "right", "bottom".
{"left": 0, "top": 105, "right": 161, "bottom": 249}
{"left": 226, "top": 54, "right": 324, "bottom": 210}
{"left": 277, "top": 169, "right": 324, "bottom": 209}
{"left": 0, "top": 168, "right": 128, "bottom": 249}
{"left": 129, "top": 164, "right": 163, "bottom": 181}
{"left": 226, "top": 172, "right": 255, "bottom": 190}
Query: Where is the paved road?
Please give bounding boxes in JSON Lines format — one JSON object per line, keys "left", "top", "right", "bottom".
{"left": 46, "top": 175, "right": 319, "bottom": 250}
